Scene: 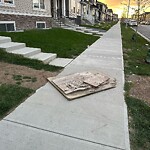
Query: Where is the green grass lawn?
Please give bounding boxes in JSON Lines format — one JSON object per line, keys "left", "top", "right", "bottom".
{"left": 126, "top": 97, "right": 150, "bottom": 150}
{"left": 81, "top": 21, "right": 118, "bottom": 31}
{"left": 121, "top": 24, "right": 150, "bottom": 76}
{"left": 0, "top": 28, "right": 98, "bottom": 58}
{"left": 124, "top": 82, "right": 150, "bottom": 150}
{"left": 0, "top": 84, "right": 34, "bottom": 119}
{"left": 0, "top": 28, "right": 98, "bottom": 119}
{"left": 121, "top": 24, "right": 150, "bottom": 150}
{"left": 0, "top": 50, "right": 62, "bottom": 119}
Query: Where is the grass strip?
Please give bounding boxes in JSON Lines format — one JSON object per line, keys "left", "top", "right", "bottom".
{"left": 122, "top": 24, "right": 150, "bottom": 150}
{"left": 126, "top": 95, "right": 150, "bottom": 150}
{"left": 0, "top": 84, "right": 34, "bottom": 119}
{"left": 121, "top": 24, "right": 150, "bottom": 76}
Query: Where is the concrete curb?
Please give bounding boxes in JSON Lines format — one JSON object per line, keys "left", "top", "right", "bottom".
{"left": 131, "top": 27, "right": 150, "bottom": 42}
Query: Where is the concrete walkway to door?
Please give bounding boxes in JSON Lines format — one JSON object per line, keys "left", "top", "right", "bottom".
{"left": 0, "top": 22, "right": 130, "bottom": 150}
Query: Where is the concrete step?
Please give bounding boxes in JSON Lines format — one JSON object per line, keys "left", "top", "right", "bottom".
{"left": 83, "top": 29, "right": 93, "bottom": 32}
{"left": 61, "top": 25, "right": 69, "bottom": 28}
{"left": 55, "top": 20, "right": 62, "bottom": 23}
{"left": 55, "top": 21, "right": 64, "bottom": 25}
{"left": 59, "top": 24, "right": 65, "bottom": 26}
{"left": 49, "top": 58, "right": 73, "bottom": 67}
{"left": 90, "top": 31, "right": 100, "bottom": 34}
{"left": 84, "top": 32, "right": 93, "bottom": 35}
{"left": 93, "top": 34, "right": 101, "bottom": 37}
{"left": 29, "top": 52, "right": 57, "bottom": 64}
{"left": 75, "top": 30, "right": 85, "bottom": 33}
{"left": 63, "top": 27, "right": 75, "bottom": 31}
{"left": 0, "top": 42, "right": 26, "bottom": 52}
{"left": 10, "top": 47, "right": 41, "bottom": 57}
{"left": 96, "top": 32, "right": 105, "bottom": 36}
{"left": 0, "top": 36, "right": 11, "bottom": 44}
{"left": 76, "top": 27, "right": 86, "bottom": 30}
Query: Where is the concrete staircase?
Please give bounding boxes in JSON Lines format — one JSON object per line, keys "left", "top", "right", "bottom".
{"left": 60, "top": 24, "right": 105, "bottom": 37}
{"left": 0, "top": 24, "right": 103, "bottom": 67}
{"left": 0, "top": 36, "right": 72, "bottom": 67}
{"left": 53, "top": 19, "right": 105, "bottom": 37}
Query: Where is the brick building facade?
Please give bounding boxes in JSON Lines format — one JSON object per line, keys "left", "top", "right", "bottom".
{"left": 0, "top": 0, "right": 52, "bottom": 31}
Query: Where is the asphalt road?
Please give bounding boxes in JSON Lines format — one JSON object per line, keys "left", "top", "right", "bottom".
{"left": 133, "top": 25, "right": 150, "bottom": 41}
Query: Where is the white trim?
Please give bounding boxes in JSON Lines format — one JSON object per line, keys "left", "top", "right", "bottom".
{"left": 0, "top": 11, "right": 51, "bottom": 17}
{"left": 0, "top": 21, "right": 16, "bottom": 31}
{"left": 36, "top": 21, "right": 46, "bottom": 29}
{"left": 33, "top": 8, "right": 46, "bottom": 12}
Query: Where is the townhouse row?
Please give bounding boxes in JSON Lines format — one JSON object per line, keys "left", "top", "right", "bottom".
{"left": 0, "top": 0, "right": 118, "bottom": 31}
{"left": 132, "top": 12, "right": 150, "bottom": 23}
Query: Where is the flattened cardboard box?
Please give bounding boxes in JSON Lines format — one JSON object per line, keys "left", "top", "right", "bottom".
{"left": 48, "top": 71, "right": 116, "bottom": 100}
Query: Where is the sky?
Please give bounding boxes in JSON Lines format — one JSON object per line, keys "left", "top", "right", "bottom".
{"left": 98, "top": 0, "right": 125, "bottom": 17}
{"left": 98, "top": 0, "right": 150, "bottom": 18}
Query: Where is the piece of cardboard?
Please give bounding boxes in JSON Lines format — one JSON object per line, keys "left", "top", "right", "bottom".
{"left": 47, "top": 71, "right": 116, "bottom": 100}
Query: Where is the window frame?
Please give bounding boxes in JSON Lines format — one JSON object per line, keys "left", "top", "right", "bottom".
{"left": 0, "top": 21, "right": 16, "bottom": 32}
{"left": 0, "top": 0, "right": 15, "bottom": 6}
{"left": 36, "top": 21, "right": 46, "bottom": 29}
{"left": 33, "top": 0, "right": 46, "bottom": 11}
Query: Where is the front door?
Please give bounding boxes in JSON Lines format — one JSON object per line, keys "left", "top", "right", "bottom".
{"left": 51, "top": 0, "right": 62, "bottom": 18}
{"left": 51, "top": 0, "right": 54, "bottom": 17}
{"left": 57, "top": 0, "right": 62, "bottom": 18}
{"left": 65, "top": 0, "right": 69, "bottom": 17}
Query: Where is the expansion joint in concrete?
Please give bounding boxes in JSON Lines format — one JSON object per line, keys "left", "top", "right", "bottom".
{"left": 3, "top": 119, "right": 125, "bottom": 150}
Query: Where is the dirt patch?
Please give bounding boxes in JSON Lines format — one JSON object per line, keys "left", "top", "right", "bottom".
{"left": 127, "top": 74, "right": 150, "bottom": 104}
{"left": 0, "top": 62, "right": 61, "bottom": 90}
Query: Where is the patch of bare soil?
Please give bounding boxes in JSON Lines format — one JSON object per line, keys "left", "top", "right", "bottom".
{"left": 0, "top": 62, "right": 61, "bottom": 90}
{"left": 127, "top": 74, "right": 150, "bottom": 104}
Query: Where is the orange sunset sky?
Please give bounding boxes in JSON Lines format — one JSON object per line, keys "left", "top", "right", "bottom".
{"left": 98, "top": 0, "right": 150, "bottom": 18}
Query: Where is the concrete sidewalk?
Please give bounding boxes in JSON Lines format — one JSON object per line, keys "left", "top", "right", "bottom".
{"left": 0, "top": 22, "right": 130, "bottom": 150}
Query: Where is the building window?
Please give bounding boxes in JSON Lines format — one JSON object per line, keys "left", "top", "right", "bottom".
{"left": 36, "top": 22, "right": 46, "bottom": 29}
{"left": 33, "top": 0, "right": 45, "bottom": 10}
{"left": 0, "top": 0, "right": 14, "bottom": 5}
{"left": 4, "top": 0, "right": 13, "bottom": 4}
{"left": 0, "top": 21, "right": 16, "bottom": 32}
{"left": 73, "top": 7, "right": 75, "bottom": 13}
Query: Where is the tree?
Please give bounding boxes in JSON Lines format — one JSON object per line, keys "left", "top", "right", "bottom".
{"left": 139, "top": 0, "right": 150, "bottom": 13}
{"left": 132, "top": 0, "right": 150, "bottom": 32}
{"left": 134, "top": 0, "right": 150, "bottom": 15}
{"left": 121, "top": 7, "right": 128, "bottom": 18}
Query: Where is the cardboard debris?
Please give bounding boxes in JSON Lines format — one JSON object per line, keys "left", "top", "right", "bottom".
{"left": 48, "top": 71, "right": 116, "bottom": 100}
{"left": 84, "top": 73, "right": 110, "bottom": 87}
